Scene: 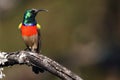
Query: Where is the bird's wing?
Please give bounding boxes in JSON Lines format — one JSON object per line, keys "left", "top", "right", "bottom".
{"left": 36, "top": 24, "right": 41, "bottom": 53}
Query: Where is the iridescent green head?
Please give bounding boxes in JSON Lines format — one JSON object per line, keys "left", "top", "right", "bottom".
{"left": 23, "top": 8, "right": 48, "bottom": 25}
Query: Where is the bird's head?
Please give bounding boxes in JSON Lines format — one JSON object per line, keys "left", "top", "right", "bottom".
{"left": 23, "top": 8, "right": 48, "bottom": 25}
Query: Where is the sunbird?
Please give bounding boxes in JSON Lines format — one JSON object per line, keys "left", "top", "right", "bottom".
{"left": 19, "top": 8, "right": 48, "bottom": 74}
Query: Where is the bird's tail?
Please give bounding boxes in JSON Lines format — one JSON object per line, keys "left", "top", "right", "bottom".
{"left": 32, "top": 66, "right": 44, "bottom": 74}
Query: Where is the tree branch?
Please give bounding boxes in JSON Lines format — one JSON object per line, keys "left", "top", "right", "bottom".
{"left": 0, "top": 50, "right": 83, "bottom": 80}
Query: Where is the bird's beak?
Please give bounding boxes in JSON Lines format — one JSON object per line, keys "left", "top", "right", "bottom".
{"left": 36, "top": 9, "right": 48, "bottom": 13}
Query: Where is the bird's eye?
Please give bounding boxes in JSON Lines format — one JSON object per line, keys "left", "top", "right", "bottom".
{"left": 31, "top": 10, "right": 35, "bottom": 13}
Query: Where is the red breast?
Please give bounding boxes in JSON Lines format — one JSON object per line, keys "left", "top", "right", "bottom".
{"left": 21, "top": 25, "right": 38, "bottom": 36}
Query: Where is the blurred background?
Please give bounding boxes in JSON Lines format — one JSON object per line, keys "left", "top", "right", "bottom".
{"left": 0, "top": 0, "right": 120, "bottom": 80}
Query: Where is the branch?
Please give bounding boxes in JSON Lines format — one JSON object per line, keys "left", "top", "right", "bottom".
{"left": 0, "top": 51, "right": 83, "bottom": 80}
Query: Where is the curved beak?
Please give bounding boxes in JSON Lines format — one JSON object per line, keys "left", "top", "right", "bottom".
{"left": 35, "top": 9, "right": 48, "bottom": 14}
{"left": 37, "top": 9, "right": 48, "bottom": 12}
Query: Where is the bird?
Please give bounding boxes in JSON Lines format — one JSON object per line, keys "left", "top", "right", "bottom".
{"left": 18, "top": 8, "right": 48, "bottom": 74}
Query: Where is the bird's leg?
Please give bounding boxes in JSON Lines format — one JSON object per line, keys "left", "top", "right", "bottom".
{"left": 24, "top": 47, "right": 31, "bottom": 51}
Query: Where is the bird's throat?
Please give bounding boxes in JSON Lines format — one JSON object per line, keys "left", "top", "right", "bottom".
{"left": 23, "top": 18, "right": 37, "bottom": 26}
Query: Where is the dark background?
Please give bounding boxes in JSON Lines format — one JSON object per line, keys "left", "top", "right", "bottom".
{"left": 0, "top": 0, "right": 120, "bottom": 80}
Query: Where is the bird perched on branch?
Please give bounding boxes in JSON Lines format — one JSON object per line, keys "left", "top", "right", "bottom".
{"left": 18, "top": 8, "right": 48, "bottom": 74}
